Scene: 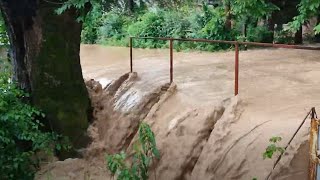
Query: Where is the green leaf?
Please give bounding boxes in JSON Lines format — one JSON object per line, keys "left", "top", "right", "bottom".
{"left": 263, "top": 136, "right": 284, "bottom": 159}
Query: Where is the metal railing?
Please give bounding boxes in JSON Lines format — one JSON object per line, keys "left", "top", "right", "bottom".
{"left": 129, "top": 37, "right": 320, "bottom": 96}
{"left": 129, "top": 38, "right": 320, "bottom": 179}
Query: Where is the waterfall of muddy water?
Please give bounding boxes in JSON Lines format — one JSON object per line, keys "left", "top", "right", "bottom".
{"left": 36, "top": 45, "right": 320, "bottom": 180}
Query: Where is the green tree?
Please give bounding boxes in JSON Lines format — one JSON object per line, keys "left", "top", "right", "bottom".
{"left": 231, "top": 0, "right": 278, "bottom": 42}
{"left": 289, "top": 0, "right": 320, "bottom": 34}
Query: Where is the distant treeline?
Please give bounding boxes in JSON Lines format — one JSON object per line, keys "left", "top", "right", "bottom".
{"left": 81, "top": 0, "right": 320, "bottom": 51}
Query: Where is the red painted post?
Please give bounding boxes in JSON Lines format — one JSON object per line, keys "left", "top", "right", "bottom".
{"left": 170, "top": 39, "right": 173, "bottom": 83}
{"left": 235, "top": 42, "right": 239, "bottom": 96}
{"left": 130, "top": 37, "right": 133, "bottom": 73}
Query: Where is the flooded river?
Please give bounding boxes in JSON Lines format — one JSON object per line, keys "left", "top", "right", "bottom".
{"left": 38, "top": 45, "right": 320, "bottom": 180}
{"left": 80, "top": 44, "right": 320, "bottom": 106}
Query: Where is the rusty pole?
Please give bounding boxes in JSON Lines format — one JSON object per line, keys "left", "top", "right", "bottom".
{"left": 309, "top": 114, "right": 318, "bottom": 180}
{"left": 235, "top": 42, "right": 239, "bottom": 96}
{"left": 130, "top": 37, "right": 133, "bottom": 73}
{"left": 170, "top": 39, "right": 173, "bottom": 83}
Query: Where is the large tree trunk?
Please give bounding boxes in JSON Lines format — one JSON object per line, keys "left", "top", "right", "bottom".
{"left": 0, "top": 0, "right": 91, "bottom": 150}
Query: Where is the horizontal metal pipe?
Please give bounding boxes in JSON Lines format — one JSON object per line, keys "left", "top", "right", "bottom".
{"left": 241, "top": 41, "right": 320, "bottom": 51}
{"left": 130, "top": 36, "right": 320, "bottom": 51}
{"left": 131, "top": 36, "right": 236, "bottom": 45}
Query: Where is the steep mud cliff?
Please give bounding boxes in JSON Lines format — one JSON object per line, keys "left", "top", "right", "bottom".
{"left": 36, "top": 72, "right": 310, "bottom": 180}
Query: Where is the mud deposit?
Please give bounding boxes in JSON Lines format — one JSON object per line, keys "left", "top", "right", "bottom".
{"left": 36, "top": 46, "right": 320, "bottom": 180}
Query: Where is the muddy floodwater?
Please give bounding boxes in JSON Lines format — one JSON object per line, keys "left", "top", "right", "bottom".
{"left": 80, "top": 45, "right": 320, "bottom": 179}
{"left": 36, "top": 44, "right": 320, "bottom": 180}
{"left": 80, "top": 44, "right": 320, "bottom": 106}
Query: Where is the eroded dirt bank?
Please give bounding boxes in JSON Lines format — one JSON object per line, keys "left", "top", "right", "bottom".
{"left": 36, "top": 46, "right": 320, "bottom": 179}
{"left": 37, "top": 73, "right": 242, "bottom": 179}
{"left": 37, "top": 73, "right": 309, "bottom": 180}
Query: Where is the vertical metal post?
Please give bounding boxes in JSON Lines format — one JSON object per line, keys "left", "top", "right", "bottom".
{"left": 235, "top": 42, "right": 239, "bottom": 96}
{"left": 130, "top": 37, "right": 133, "bottom": 73}
{"left": 170, "top": 39, "right": 173, "bottom": 83}
{"left": 309, "top": 115, "right": 318, "bottom": 180}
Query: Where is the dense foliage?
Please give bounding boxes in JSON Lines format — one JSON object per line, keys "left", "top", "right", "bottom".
{"left": 106, "top": 123, "right": 160, "bottom": 180}
{"left": 85, "top": 4, "right": 275, "bottom": 51}
{"left": 58, "top": 0, "right": 320, "bottom": 49}
{"left": 289, "top": 0, "right": 320, "bottom": 34}
{"left": 0, "top": 72, "right": 70, "bottom": 179}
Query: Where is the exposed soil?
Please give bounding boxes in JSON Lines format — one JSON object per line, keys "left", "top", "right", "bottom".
{"left": 36, "top": 45, "right": 320, "bottom": 180}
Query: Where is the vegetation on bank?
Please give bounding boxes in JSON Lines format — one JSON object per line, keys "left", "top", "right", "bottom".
{"left": 0, "top": 14, "right": 70, "bottom": 179}
{"left": 263, "top": 136, "right": 284, "bottom": 159}
{"left": 106, "top": 123, "right": 160, "bottom": 180}
{"left": 81, "top": 3, "right": 275, "bottom": 51}
{"left": 75, "top": 0, "right": 320, "bottom": 52}
{"left": 0, "top": 71, "right": 70, "bottom": 179}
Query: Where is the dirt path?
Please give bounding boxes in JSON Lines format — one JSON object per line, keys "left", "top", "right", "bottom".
{"left": 37, "top": 45, "right": 320, "bottom": 180}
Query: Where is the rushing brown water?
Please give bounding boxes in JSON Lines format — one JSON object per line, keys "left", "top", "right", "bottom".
{"left": 80, "top": 44, "right": 320, "bottom": 106}
{"left": 35, "top": 44, "right": 320, "bottom": 180}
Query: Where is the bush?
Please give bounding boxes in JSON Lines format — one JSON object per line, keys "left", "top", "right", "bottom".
{"left": 106, "top": 123, "right": 160, "bottom": 180}
{"left": 0, "top": 72, "right": 70, "bottom": 179}
{"left": 263, "top": 136, "right": 284, "bottom": 159}
{"left": 98, "top": 11, "right": 132, "bottom": 46}
{"left": 274, "top": 30, "right": 295, "bottom": 44}
{"left": 247, "top": 25, "right": 273, "bottom": 43}
{"left": 81, "top": 5, "right": 104, "bottom": 44}
{"left": 128, "top": 10, "right": 167, "bottom": 48}
{"left": 194, "top": 6, "right": 236, "bottom": 51}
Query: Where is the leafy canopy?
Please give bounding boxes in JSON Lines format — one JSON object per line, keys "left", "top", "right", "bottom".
{"left": 231, "top": 0, "right": 279, "bottom": 19}
{"left": 288, "top": 0, "right": 320, "bottom": 34}
{"left": 58, "top": 0, "right": 320, "bottom": 35}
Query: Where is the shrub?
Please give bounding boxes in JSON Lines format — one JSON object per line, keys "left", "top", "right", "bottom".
{"left": 193, "top": 6, "right": 237, "bottom": 51}
{"left": 81, "top": 5, "right": 104, "bottom": 44}
{"left": 263, "top": 136, "right": 284, "bottom": 159}
{"left": 106, "top": 123, "right": 160, "bottom": 180}
{"left": 98, "top": 11, "right": 132, "bottom": 46}
{"left": 247, "top": 25, "right": 274, "bottom": 43}
{"left": 274, "top": 29, "right": 295, "bottom": 44}
{"left": 0, "top": 72, "right": 70, "bottom": 179}
{"left": 128, "top": 10, "right": 167, "bottom": 48}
